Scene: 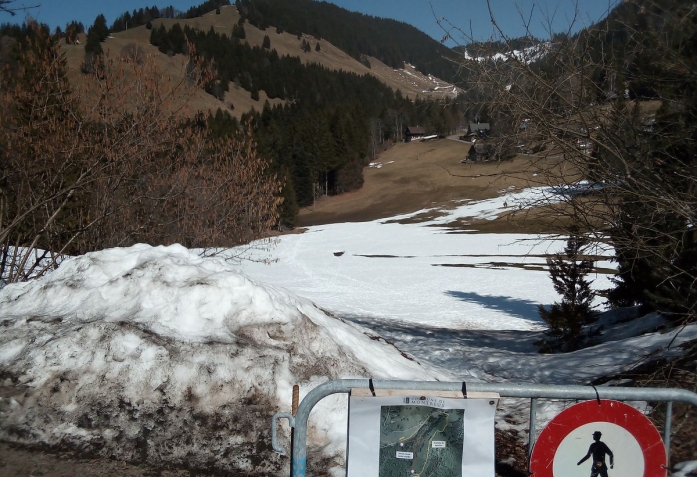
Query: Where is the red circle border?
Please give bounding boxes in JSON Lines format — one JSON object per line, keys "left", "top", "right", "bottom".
{"left": 530, "top": 399, "right": 666, "bottom": 477}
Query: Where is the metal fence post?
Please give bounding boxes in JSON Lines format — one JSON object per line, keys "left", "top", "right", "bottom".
{"left": 664, "top": 401, "right": 672, "bottom": 468}
{"left": 291, "top": 385, "right": 299, "bottom": 477}
{"left": 528, "top": 398, "right": 537, "bottom": 458}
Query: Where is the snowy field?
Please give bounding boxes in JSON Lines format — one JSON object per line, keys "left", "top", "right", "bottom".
{"left": 239, "top": 187, "right": 613, "bottom": 334}
{"left": 1, "top": 187, "right": 696, "bottom": 474}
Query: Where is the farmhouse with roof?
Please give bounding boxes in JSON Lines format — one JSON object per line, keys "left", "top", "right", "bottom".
{"left": 404, "top": 126, "right": 426, "bottom": 142}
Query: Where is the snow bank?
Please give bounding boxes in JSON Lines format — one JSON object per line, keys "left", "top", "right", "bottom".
{"left": 0, "top": 244, "right": 446, "bottom": 473}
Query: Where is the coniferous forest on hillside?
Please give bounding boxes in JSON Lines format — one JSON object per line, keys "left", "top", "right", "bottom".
{"left": 150, "top": 20, "right": 464, "bottom": 224}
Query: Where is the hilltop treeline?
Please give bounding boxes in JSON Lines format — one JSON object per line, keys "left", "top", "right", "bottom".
{"left": 150, "top": 23, "right": 461, "bottom": 224}
{"left": 110, "top": 5, "right": 180, "bottom": 32}
{"left": 182, "top": 0, "right": 231, "bottom": 19}
{"left": 109, "top": 1, "right": 233, "bottom": 33}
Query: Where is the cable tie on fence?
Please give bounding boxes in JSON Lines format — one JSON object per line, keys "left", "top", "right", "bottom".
{"left": 461, "top": 381, "right": 467, "bottom": 399}
{"left": 368, "top": 378, "right": 376, "bottom": 397}
{"left": 590, "top": 384, "right": 601, "bottom": 406}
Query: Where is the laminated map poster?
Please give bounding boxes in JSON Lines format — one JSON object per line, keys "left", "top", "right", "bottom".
{"left": 347, "top": 391, "right": 498, "bottom": 477}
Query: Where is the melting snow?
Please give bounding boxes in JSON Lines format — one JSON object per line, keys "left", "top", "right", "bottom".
{"left": 1, "top": 188, "right": 694, "bottom": 473}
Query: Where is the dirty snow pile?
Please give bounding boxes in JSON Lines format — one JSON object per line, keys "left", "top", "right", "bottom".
{"left": 0, "top": 244, "right": 447, "bottom": 473}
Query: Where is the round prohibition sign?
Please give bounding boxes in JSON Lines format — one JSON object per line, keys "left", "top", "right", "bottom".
{"left": 530, "top": 399, "right": 666, "bottom": 477}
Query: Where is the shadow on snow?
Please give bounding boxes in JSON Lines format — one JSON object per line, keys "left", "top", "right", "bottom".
{"left": 445, "top": 290, "right": 545, "bottom": 323}
{"left": 340, "top": 313, "right": 542, "bottom": 354}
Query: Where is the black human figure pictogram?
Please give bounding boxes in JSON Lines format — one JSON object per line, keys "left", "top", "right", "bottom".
{"left": 577, "top": 431, "right": 614, "bottom": 477}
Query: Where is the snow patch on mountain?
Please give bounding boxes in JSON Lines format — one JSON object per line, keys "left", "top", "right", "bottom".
{"left": 462, "top": 42, "right": 551, "bottom": 64}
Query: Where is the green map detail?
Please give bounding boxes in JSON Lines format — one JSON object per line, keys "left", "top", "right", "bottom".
{"left": 379, "top": 405, "right": 464, "bottom": 477}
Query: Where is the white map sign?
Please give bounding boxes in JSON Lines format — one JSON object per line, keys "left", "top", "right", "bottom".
{"left": 347, "top": 390, "right": 498, "bottom": 477}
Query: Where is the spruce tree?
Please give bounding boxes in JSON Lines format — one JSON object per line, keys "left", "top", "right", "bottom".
{"left": 232, "top": 24, "right": 246, "bottom": 39}
{"left": 538, "top": 228, "right": 596, "bottom": 351}
{"left": 91, "top": 14, "right": 109, "bottom": 42}
{"left": 84, "top": 29, "right": 102, "bottom": 55}
{"left": 82, "top": 14, "right": 108, "bottom": 74}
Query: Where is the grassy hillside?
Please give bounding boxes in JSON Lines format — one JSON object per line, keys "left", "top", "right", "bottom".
{"left": 96, "top": 4, "right": 459, "bottom": 119}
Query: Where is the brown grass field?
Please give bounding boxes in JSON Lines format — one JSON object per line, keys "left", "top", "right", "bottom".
{"left": 297, "top": 137, "right": 575, "bottom": 234}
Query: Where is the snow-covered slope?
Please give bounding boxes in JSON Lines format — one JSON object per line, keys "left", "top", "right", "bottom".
{"left": 0, "top": 244, "right": 448, "bottom": 473}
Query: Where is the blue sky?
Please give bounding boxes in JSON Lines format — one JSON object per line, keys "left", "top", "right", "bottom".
{"left": 327, "top": 0, "right": 619, "bottom": 44}
{"left": 7, "top": 0, "right": 619, "bottom": 44}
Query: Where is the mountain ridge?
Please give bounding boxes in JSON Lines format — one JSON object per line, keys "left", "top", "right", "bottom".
{"left": 88, "top": 4, "right": 461, "bottom": 119}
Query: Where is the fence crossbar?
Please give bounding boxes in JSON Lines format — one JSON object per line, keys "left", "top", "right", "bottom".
{"left": 271, "top": 379, "right": 697, "bottom": 477}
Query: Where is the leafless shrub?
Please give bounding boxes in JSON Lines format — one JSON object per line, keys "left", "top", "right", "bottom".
{"left": 0, "top": 27, "right": 283, "bottom": 284}
{"left": 119, "top": 42, "right": 144, "bottom": 64}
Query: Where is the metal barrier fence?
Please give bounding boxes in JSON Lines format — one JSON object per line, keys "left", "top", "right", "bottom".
{"left": 271, "top": 379, "right": 697, "bottom": 477}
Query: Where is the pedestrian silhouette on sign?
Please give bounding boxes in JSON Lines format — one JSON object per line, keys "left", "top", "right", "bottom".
{"left": 577, "top": 431, "right": 614, "bottom": 477}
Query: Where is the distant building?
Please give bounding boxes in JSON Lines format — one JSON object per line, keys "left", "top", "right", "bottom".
{"left": 468, "top": 142, "right": 492, "bottom": 161}
{"left": 405, "top": 126, "right": 426, "bottom": 142}
{"left": 467, "top": 122, "right": 491, "bottom": 137}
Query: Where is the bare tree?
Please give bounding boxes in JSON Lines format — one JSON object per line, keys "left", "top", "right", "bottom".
{"left": 0, "top": 0, "right": 38, "bottom": 16}
{"left": 0, "top": 27, "right": 283, "bottom": 284}
{"left": 448, "top": 0, "right": 697, "bottom": 322}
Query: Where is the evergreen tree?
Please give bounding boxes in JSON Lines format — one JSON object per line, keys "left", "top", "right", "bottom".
{"left": 167, "top": 23, "right": 185, "bottom": 54}
{"left": 232, "top": 23, "right": 246, "bottom": 39}
{"left": 315, "top": 42, "right": 320, "bottom": 52}
{"left": 149, "top": 24, "right": 166, "bottom": 47}
{"left": 262, "top": 34, "right": 270, "bottom": 49}
{"left": 90, "top": 14, "right": 109, "bottom": 42}
{"left": 538, "top": 228, "right": 597, "bottom": 351}
{"left": 83, "top": 32, "right": 101, "bottom": 55}
{"left": 82, "top": 14, "right": 108, "bottom": 73}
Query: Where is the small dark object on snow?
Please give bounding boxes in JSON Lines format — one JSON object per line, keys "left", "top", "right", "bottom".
{"left": 333, "top": 251, "right": 345, "bottom": 257}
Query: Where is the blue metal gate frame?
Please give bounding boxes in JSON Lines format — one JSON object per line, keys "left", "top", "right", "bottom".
{"left": 271, "top": 379, "right": 697, "bottom": 477}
